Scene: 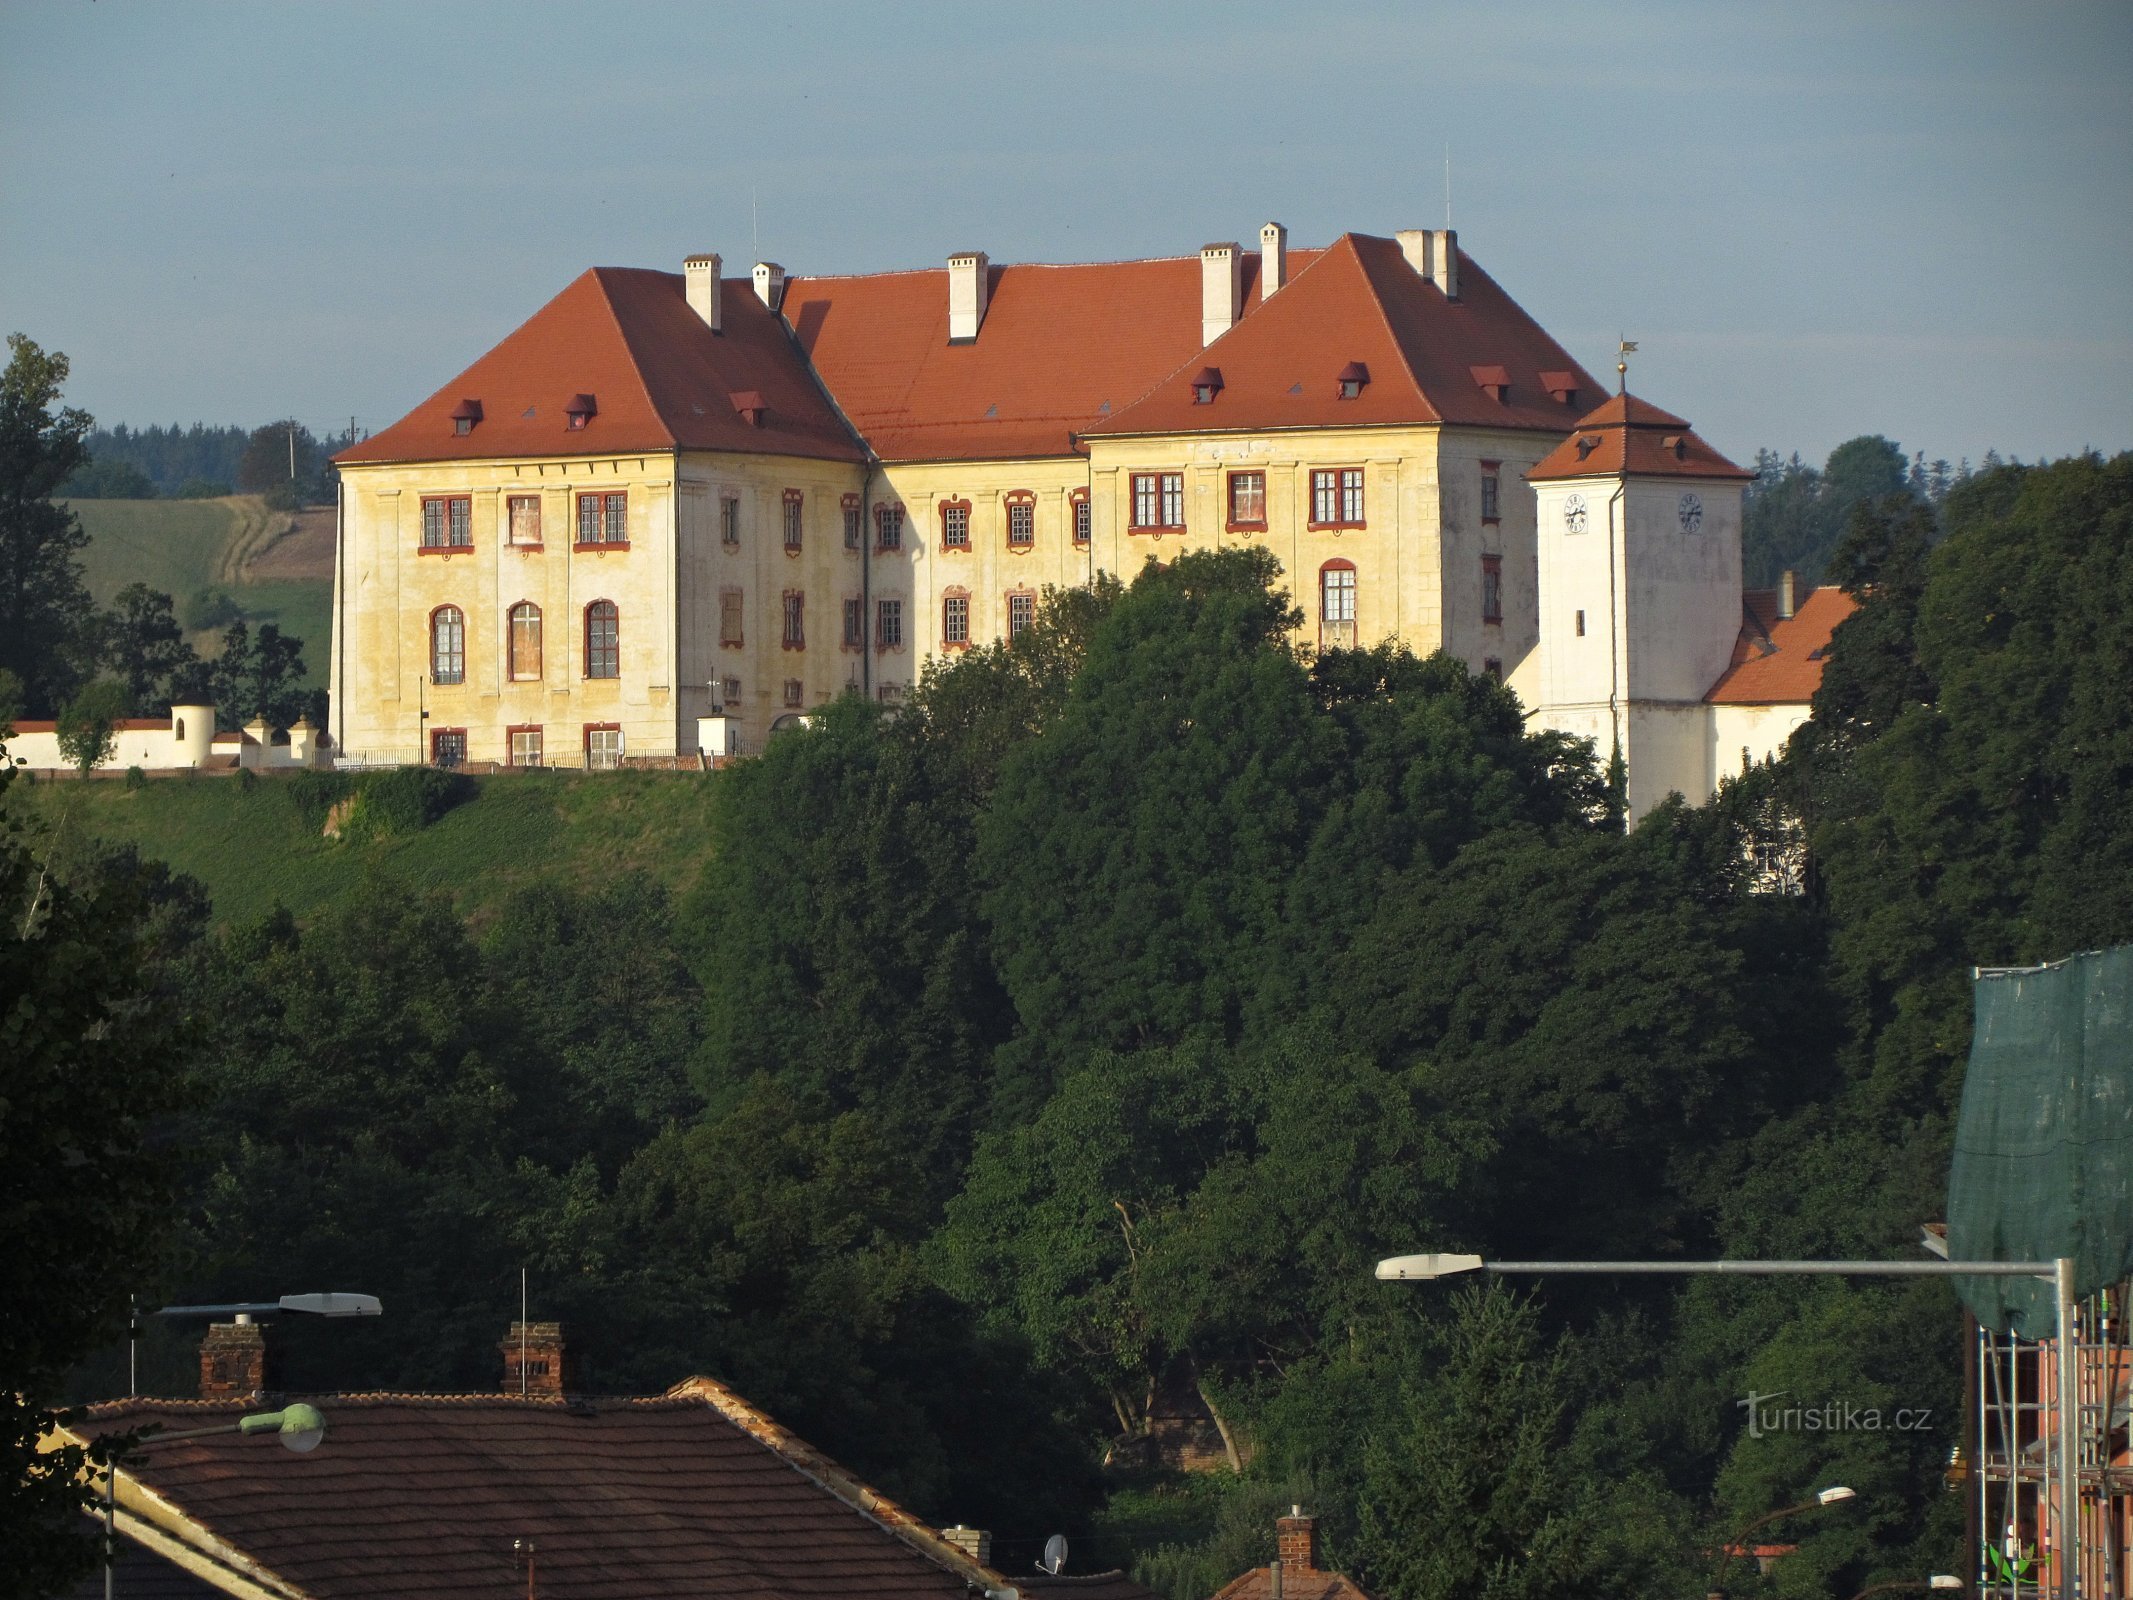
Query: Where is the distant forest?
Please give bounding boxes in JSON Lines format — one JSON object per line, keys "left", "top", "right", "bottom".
{"left": 1740, "top": 434, "right": 2010, "bottom": 589}
{"left": 60, "top": 420, "right": 363, "bottom": 504}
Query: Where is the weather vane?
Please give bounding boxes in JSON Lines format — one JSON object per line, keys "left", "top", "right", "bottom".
{"left": 1617, "top": 338, "right": 1637, "bottom": 395}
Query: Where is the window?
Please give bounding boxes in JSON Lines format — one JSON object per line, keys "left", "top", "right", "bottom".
{"left": 507, "top": 495, "right": 542, "bottom": 547}
{"left": 842, "top": 596, "right": 864, "bottom": 649}
{"left": 564, "top": 393, "right": 597, "bottom": 430}
{"left": 876, "top": 598, "right": 903, "bottom": 650}
{"left": 1007, "top": 591, "right": 1035, "bottom": 640}
{"left": 421, "top": 495, "right": 472, "bottom": 550}
{"left": 941, "top": 500, "right": 971, "bottom": 550}
{"left": 942, "top": 592, "right": 970, "bottom": 648}
{"left": 430, "top": 728, "right": 466, "bottom": 768}
{"left": 1480, "top": 462, "right": 1501, "bottom": 523}
{"left": 430, "top": 606, "right": 465, "bottom": 684}
{"left": 719, "top": 588, "right": 744, "bottom": 648}
{"left": 720, "top": 497, "right": 741, "bottom": 547}
{"left": 508, "top": 726, "right": 544, "bottom": 768}
{"left": 842, "top": 494, "right": 862, "bottom": 551}
{"left": 1006, "top": 496, "right": 1035, "bottom": 548}
{"left": 1310, "top": 469, "right": 1365, "bottom": 528}
{"left": 782, "top": 590, "right": 805, "bottom": 649}
{"left": 1131, "top": 472, "right": 1184, "bottom": 530}
{"left": 1336, "top": 361, "right": 1370, "bottom": 400}
{"left": 508, "top": 602, "right": 542, "bottom": 681}
{"left": 1483, "top": 657, "right": 1503, "bottom": 681}
{"left": 585, "top": 725, "right": 623, "bottom": 771}
{"left": 783, "top": 489, "right": 804, "bottom": 553}
{"left": 1071, "top": 491, "right": 1091, "bottom": 546}
{"left": 585, "top": 600, "right": 620, "bottom": 679}
{"left": 876, "top": 683, "right": 905, "bottom": 705}
{"left": 1575, "top": 608, "right": 1586, "bottom": 638}
{"left": 577, "top": 492, "right": 627, "bottom": 547}
{"left": 783, "top": 678, "right": 805, "bottom": 708}
{"left": 875, "top": 503, "right": 904, "bottom": 551}
{"left": 1481, "top": 555, "right": 1503, "bottom": 624}
{"left": 720, "top": 676, "right": 741, "bottom": 706}
{"left": 1320, "top": 561, "right": 1357, "bottom": 649}
{"left": 1227, "top": 471, "right": 1266, "bottom": 529}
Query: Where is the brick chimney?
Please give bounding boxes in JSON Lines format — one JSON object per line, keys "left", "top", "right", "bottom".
{"left": 1259, "top": 221, "right": 1288, "bottom": 298}
{"left": 938, "top": 1525, "right": 992, "bottom": 1566}
{"left": 1276, "top": 1506, "right": 1319, "bottom": 1573}
{"left": 200, "top": 1317, "right": 269, "bottom": 1399}
{"left": 1201, "top": 241, "right": 1242, "bottom": 345}
{"left": 500, "top": 1321, "right": 568, "bottom": 1397}
{"left": 947, "top": 251, "right": 989, "bottom": 343}
{"left": 685, "top": 252, "right": 723, "bottom": 332}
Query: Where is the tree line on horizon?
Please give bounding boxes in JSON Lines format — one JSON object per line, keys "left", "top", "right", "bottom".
{"left": 58, "top": 418, "right": 359, "bottom": 506}
{"left": 6, "top": 321, "right": 2132, "bottom": 1598}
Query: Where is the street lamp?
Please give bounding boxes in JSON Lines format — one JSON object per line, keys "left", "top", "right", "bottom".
{"left": 1376, "top": 1253, "right": 2078, "bottom": 1600}
{"left": 1708, "top": 1486, "right": 1856, "bottom": 1597}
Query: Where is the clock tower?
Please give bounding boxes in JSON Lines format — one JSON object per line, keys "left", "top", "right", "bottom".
{"left": 1524, "top": 393, "right": 1754, "bottom": 820}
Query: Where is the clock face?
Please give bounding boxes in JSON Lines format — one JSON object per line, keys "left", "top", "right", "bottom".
{"left": 1678, "top": 492, "right": 1704, "bottom": 533}
{"left": 1563, "top": 493, "right": 1588, "bottom": 535}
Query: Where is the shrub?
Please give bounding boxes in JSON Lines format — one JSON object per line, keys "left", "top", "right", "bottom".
{"left": 286, "top": 770, "right": 355, "bottom": 833}
{"left": 236, "top": 768, "right": 258, "bottom": 793}
{"left": 176, "top": 478, "right": 233, "bottom": 499}
{"left": 339, "top": 766, "right": 469, "bottom": 843}
{"left": 124, "top": 766, "right": 147, "bottom": 791}
{"left": 184, "top": 588, "right": 244, "bottom": 630}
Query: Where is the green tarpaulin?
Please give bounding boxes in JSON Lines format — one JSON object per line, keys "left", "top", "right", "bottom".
{"left": 1947, "top": 945, "right": 2133, "bottom": 1338}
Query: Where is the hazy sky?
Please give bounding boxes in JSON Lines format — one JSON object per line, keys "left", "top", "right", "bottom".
{"left": 3, "top": 0, "right": 2127, "bottom": 468}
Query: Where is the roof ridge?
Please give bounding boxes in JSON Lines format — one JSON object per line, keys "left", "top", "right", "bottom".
{"left": 1342, "top": 232, "right": 1438, "bottom": 411}
{"left": 587, "top": 266, "right": 683, "bottom": 447}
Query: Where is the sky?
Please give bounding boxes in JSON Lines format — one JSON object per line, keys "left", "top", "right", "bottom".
{"left": 2, "top": 0, "right": 2128, "bottom": 468}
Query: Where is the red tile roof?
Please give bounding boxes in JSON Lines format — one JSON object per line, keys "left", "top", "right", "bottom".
{"left": 1704, "top": 584, "right": 1856, "bottom": 704}
{"left": 782, "top": 249, "right": 1318, "bottom": 463}
{"left": 337, "top": 268, "right": 864, "bottom": 468}
{"left": 9, "top": 718, "right": 169, "bottom": 733}
{"left": 1528, "top": 391, "right": 1752, "bottom": 482}
{"left": 70, "top": 1384, "right": 986, "bottom": 1599}
{"left": 1209, "top": 1566, "right": 1375, "bottom": 1600}
{"left": 1087, "top": 234, "right": 1602, "bottom": 440}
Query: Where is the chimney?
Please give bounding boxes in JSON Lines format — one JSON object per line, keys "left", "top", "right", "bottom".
{"left": 1397, "top": 229, "right": 1459, "bottom": 299}
{"left": 200, "top": 1316, "right": 269, "bottom": 1400}
{"left": 1778, "top": 569, "right": 1797, "bottom": 621}
{"left": 752, "top": 261, "right": 786, "bottom": 313}
{"left": 1269, "top": 1559, "right": 1284, "bottom": 1598}
{"left": 947, "top": 251, "right": 989, "bottom": 343}
{"left": 939, "top": 1526, "right": 993, "bottom": 1566}
{"left": 1201, "top": 242, "right": 1242, "bottom": 345}
{"left": 1259, "top": 221, "right": 1288, "bottom": 298}
{"left": 684, "top": 253, "right": 723, "bottom": 332}
{"left": 1276, "top": 1506, "right": 1319, "bottom": 1574}
{"left": 501, "top": 1320, "right": 568, "bottom": 1397}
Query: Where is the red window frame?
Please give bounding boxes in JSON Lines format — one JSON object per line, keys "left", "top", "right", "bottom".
{"left": 1479, "top": 460, "right": 1502, "bottom": 524}
{"left": 941, "top": 589, "right": 971, "bottom": 650}
{"left": 940, "top": 498, "right": 972, "bottom": 551}
{"left": 506, "top": 724, "right": 544, "bottom": 769}
{"left": 506, "top": 494, "right": 542, "bottom": 548}
{"left": 781, "top": 589, "right": 805, "bottom": 650}
{"left": 1481, "top": 555, "right": 1503, "bottom": 624}
{"left": 584, "top": 600, "right": 620, "bottom": 678}
{"left": 1070, "top": 489, "right": 1091, "bottom": 546}
{"left": 1226, "top": 470, "right": 1267, "bottom": 531}
{"left": 429, "top": 604, "right": 466, "bottom": 684}
{"left": 782, "top": 488, "right": 804, "bottom": 553}
{"left": 1005, "top": 493, "right": 1036, "bottom": 549}
{"left": 575, "top": 492, "right": 629, "bottom": 550}
{"left": 718, "top": 587, "right": 744, "bottom": 650}
{"left": 583, "top": 723, "right": 623, "bottom": 771}
{"left": 1319, "top": 559, "right": 1357, "bottom": 651}
{"left": 420, "top": 495, "right": 473, "bottom": 552}
{"left": 1309, "top": 469, "right": 1365, "bottom": 529}
{"left": 1130, "top": 472, "right": 1184, "bottom": 532}
{"left": 875, "top": 503, "right": 904, "bottom": 552}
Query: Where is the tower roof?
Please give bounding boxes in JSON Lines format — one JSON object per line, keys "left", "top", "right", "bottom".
{"left": 1527, "top": 390, "right": 1752, "bottom": 481}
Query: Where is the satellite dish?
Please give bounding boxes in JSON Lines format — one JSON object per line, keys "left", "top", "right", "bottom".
{"left": 1039, "top": 1535, "right": 1067, "bottom": 1576}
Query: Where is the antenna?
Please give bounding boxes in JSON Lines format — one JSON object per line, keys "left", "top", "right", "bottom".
{"left": 520, "top": 1267, "right": 528, "bottom": 1397}
{"left": 1445, "top": 141, "right": 1452, "bottom": 230}
{"left": 751, "top": 186, "right": 759, "bottom": 264}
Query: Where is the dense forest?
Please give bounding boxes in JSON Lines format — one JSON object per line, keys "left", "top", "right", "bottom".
{"left": 8, "top": 324, "right": 2132, "bottom": 1596}
{"left": 58, "top": 419, "right": 355, "bottom": 504}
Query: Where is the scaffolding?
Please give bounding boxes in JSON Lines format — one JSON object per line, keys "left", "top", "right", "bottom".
{"left": 1970, "top": 1281, "right": 2132, "bottom": 1595}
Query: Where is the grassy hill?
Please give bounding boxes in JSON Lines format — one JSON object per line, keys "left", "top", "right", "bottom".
{"left": 7, "top": 768, "right": 724, "bottom": 929}
{"left": 71, "top": 497, "right": 334, "bottom": 690}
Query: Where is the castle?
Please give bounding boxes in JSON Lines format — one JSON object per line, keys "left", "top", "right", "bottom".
{"left": 329, "top": 227, "right": 1846, "bottom": 817}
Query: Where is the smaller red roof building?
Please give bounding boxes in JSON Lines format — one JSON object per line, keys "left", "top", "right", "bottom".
{"left": 1705, "top": 583, "right": 1856, "bottom": 705}
{"left": 1527, "top": 391, "right": 1755, "bottom": 483}
{"left": 1207, "top": 1508, "right": 1375, "bottom": 1600}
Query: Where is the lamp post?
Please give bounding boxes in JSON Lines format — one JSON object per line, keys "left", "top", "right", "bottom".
{"left": 1375, "top": 1254, "right": 2077, "bottom": 1600}
{"left": 101, "top": 1404, "right": 327, "bottom": 1600}
{"left": 1707, "top": 1485, "right": 1856, "bottom": 1597}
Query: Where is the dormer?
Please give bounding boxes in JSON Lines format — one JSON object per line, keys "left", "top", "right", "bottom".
{"left": 564, "top": 393, "right": 597, "bottom": 432}
{"left": 1575, "top": 433, "right": 1601, "bottom": 460}
{"left": 1470, "top": 364, "right": 1510, "bottom": 404}
{"left": 1191, "top": 366, "right": 1224, "bottom": 405}
{"left": 731, "top": 390, "right": 768, "bottom": 427}
{"left": 450, "top": 398, "right": 483, "bottom": 437}
{"left": 1540, "top": 369, "right": 1580, "bottom": 407}
{"left": 1336, "top": 361, "right": 1370, "bottom": 400}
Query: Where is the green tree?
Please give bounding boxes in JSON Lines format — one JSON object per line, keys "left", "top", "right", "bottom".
{"left": 210, "top": 619, "right": 319, "bottom": 729}
{"left": 0, "top": 334, "right": 97, "bottom": 717}
{"left": 57, "top": 455, "right": 157, "bottom": 499}
{"left": 99, "top": 584, "right": 202, "bottom": 715}
{"left": 234, "top": 419, "right": 322, "bottom": 500}
{"left": 0, "top": 777, "right": 196, "bottom": 1595}
{"left": 55, "top": 679, "right": 127, "bottom": 775}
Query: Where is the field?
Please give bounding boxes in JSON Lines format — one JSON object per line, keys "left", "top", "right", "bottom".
{"left": 71, "top": 496, "right": 335, "bottom": 690}
{"left": 7, "top": 767, "right": 725, "bottom": 929}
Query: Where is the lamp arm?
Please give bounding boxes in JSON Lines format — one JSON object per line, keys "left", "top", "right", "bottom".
{"left": 1709, "top": 1498, "right": 1820, "bottom": 1590}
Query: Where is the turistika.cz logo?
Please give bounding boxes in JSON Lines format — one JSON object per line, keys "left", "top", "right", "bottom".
{"left": 1738, "top": 1390, "right": 1935, "bottom": 1439}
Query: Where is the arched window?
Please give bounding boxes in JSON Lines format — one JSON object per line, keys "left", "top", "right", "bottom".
{"left": 509, "top": 602, "right": 542, "bottom": 681}
{"left": 1319, "top": 560, "right": 1356, "bottom": 650}
{"left": 585, "top": 601, "right": 619, "bottom": 680}
{"left": 431, "top": 605, "right": 465, "bottom": 684}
